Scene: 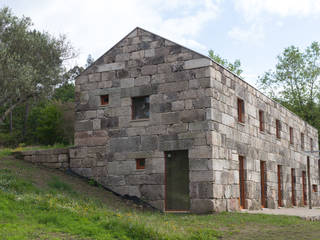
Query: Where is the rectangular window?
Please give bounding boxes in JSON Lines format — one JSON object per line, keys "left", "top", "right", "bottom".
{"left": 259, "top": 110, "right": 264, "bottom": 132}
{"left": 136, "top": 158, "right": 145, "bottom": 169}
{"left": 100, "top": 94, "right": 109, "bottom": 105}
{"left": 237, "top": 98, "right": 245, "bottom": 123}
{"left": 301, "top": 133, "right": 304, "bottom": 150}
{"left": 276, "top": 119, "right": 281, "bottom": 139}
{"left": 289, "top": 127, "right": 294, "bottom": 144}
{"left": 312, "top": 184, "right": 318, "bottom": 192}
{"left": 277, "top": 165, "right": 283, "bottom": 207}
{"left": 310, "top": 138, "right": 313, "bottom": 151}
{"left": 132, "top": 96, "right": 150, "bottom": 120}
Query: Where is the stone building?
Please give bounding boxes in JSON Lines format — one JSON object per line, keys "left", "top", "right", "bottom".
{"left": 71, "top": 27, "right": 320, "bottom": 213}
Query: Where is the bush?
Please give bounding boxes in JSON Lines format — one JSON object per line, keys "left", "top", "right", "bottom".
{"left": 0, "top": 131, "right": 22, "bottom": 147}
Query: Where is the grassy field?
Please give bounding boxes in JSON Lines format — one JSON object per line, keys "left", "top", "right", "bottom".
{"left": 0, "top": 150, "right": 320, "bottom": 240}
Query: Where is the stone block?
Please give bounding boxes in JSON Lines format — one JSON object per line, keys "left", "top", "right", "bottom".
{"left": 93, "top": 119, "right": 101, "bottom": 130}
{"left": 97, "top": 62, "right": 125, "bottom": 72}
{"left": 101, "top": 117, "right": 119, "bottom": 129}
{"left": 134, "top": 76, "right": 150, "bottom": 86}
{"left": 120, "top": 78, "right": 134, "bottom": 88}
{"left": 179, "top": 109, "right": 205, "bottom": 123}
{"left": 88, "top": 73, "right": 101, "bottom": 82}
{"left": 110, "top": 137, "right": 140, "bottom": 152}
{"left": 141, "top": 65, "right": 157, "bottom": 75}
{"left": 75, "top": 120, "right": 92, "bottom": 132}
{"left": 141, "top": 135, "right": 158, "bottom": 151}
{"left": 190, "top": 199, "right": 214, "bottom": 213}
{"left": 184, "top": 58, "right": 211, "bottom": 70}
{"left": 160, "top": 112, "right": 179, "bottom": 124}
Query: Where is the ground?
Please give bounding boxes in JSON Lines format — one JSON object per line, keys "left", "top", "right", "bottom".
{"left": 0, "top": 152, "right": 320, "bottom": 240}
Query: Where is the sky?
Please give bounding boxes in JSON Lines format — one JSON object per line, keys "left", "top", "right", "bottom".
{"left": 2, "top": 0, "right": 320, "bottom": 87}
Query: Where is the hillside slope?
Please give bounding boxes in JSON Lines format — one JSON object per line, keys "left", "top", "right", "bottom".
{"left": 0, "top": 154, "right": 320, "bottom": 240}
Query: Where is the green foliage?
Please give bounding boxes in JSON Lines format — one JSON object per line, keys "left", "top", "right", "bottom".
{"left": 53, "top": 83, "right": 75, "bottom": 102}
{"left": 208, "top": 50, "right": 243, "bottom": 77}
{"left": 257, "top": 42, "right": 320, "bottom": 144}
{"left": 0, "top": 6, "right": 75, "bottom": 124}
{"left": 0, "top": 159, "right": 320, "bottom": 239}
{"left": 0, "top": 169, "right": 36, "bottom": 194}
{"left": 47, "top": 176, "right": 75, "bottom": 195}
{"left": 34, "top": 103, "right": 64, "bottom": 145}
{"left": 0, "top": 131, "right": 22, "bottom": 147}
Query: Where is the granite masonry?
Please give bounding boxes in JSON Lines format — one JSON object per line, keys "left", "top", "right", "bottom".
{"left": 71, "top": 27, "right": 320, "bottom": 213}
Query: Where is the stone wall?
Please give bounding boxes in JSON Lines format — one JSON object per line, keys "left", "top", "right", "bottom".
{"left": 72, "top": 27, "right": 216, "bottom": 213}
{"left": 72, "top": 27, "right": 320, "bottom": 213}
{"left": 16, "top": 148, "right": 69, "bottom": 170}
{"left": 208, "top": 62, "right": 320, "bottom": 210}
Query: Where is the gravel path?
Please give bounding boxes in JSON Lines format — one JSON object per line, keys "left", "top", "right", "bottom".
{"left": 243, "top": 207, "right": 320, "bottom": 221}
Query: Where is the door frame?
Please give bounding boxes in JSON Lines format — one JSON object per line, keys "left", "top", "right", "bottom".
{"left": 302, "top": 171, "right": 307, "bottom": 206}
{"left": 164, "top": 150, "right": 190, "bottom": 212}
{"left": 260, "top": 161, "right": 267, "bottom": 208}
{"left": 277, "top": 165, "right": 283, "bottom": 207}
{"left": 239, "top": 156, "right": 246, "bottom": 209}
{"left": 291, "top": 168, "right": 296, "bottom": 206}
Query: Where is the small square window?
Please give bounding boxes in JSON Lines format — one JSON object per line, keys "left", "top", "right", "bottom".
{"left": 237, "top": 98, "right": 245, "bottom": 123}
{"left": 289, "top": 127, "right": 294, "bottom": 144}
{"left": 276, "top": 119, "right": 281, "bottom": 139}
{"left": 136, "top": 158, "right": 145, "bottom": 170}
{"left": 312, "top": 184, "right": 318, "bottom": 192}
{"left": 100, "top": 95, "right": 109, "bottom": 105}
{"left": 132, "top": 96, "right": 150, "bottom": 120}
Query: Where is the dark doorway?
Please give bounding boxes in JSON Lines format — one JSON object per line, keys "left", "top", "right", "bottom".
{"left": 291, "top": 168, "right": 296, "bottom": 206}
{"left": 239, "top": 156, "right": 246, "bottom": 209}
{"left": 277, "top": 165, "right": 283, "bottom": 207}
{"left": 260, "top": 161, "right": 267, "bottom": 208}
{"left": 302, "top": 171, "right": 307, "bottom": 206}
{"left": 165, "top": 150, "right": 190, "bottom": 211}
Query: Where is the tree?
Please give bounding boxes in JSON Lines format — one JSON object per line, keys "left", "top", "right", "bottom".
{"left": 85, "top": 54, "right": 94, "bottom": 68}
{"left": 208, "top": 50, "right": 243, "bottom": 77}
{"left": 258, "top": 42, "right": 320, "bottom": 122}
{"left": 0, "top": 7, "right": 75, "bottom": 125}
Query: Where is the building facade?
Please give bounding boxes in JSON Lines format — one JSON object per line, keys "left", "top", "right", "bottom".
{"left": 71, "top": 27, "right": 320, "bottom": 213}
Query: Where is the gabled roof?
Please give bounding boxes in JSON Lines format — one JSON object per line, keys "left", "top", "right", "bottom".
{"left": 78, "top": 27, "right": 317, "bottom": 131}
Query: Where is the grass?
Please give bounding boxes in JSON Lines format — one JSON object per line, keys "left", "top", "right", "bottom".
{"left": 0, "top": 143, "right": 72, "bottom": 158}
{"left": 0, "top": 156, "right": 320, "bottom": 239}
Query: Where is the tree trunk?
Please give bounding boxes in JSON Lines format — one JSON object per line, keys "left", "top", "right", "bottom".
{"left": 22, "top": 102, "right": 29, "bottom": 140}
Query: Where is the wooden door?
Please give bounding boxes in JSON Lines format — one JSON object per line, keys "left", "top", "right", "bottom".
{"left": 302, "top": 171, "right": 307, "bottom": 206}
{"left": 277, "top": 165, "right": 283, "bottom": 207}
{"left": 239, "top": 156, "right": 246, "bottom": 209}
{"left": 260, "top": 161, "right": 267, "bottom": 208}
{"left": 165, "top": 150, "right": 190, "bottom": 211}
{"left": 291, "top": 168, "right": 296, "bottom": 206}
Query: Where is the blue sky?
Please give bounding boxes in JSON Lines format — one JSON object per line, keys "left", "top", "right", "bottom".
{"left": 2, "top": 0, "right": 320, "bottom": 87}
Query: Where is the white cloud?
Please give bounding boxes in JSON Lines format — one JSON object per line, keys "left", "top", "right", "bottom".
{"left": 234, "top": 0, "right": 320, "bottom": 21}
{"left": 1, "top": 0, "right": 222, "bottom": 67}
{"left": 228, "top": 23, "right": 264, "bottom": 43}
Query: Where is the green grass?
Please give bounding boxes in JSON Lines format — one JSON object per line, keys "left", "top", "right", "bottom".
{"left": 0, "top": 156, "right": 320, "bottom": 239}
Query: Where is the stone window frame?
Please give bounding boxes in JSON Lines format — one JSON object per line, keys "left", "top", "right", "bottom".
{"left": 136, "top": 158, "right": 146, "bottom": 170}
{"left": 289, "top": 127, "right": 294, "bottom": 145}
{"left": 301, "top": 132, "right": 305, "bottom": 150}
{"left": 259, "top": 110, "right": 264, "bottom": 132}
{"left": 131, "top": 95, "right": 150, "bottom": 120}
{"left": 237, "top": 98, "right": 245, "bottom": 124}
{"left": 276, "top": 119, "right": 281, "bottom": 139}
{"left": 100, "top": 94, "right": 109, "bottom": 106}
